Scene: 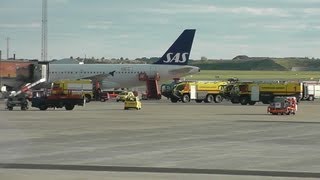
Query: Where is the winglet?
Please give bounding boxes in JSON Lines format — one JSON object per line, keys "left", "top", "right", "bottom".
{"left": 154, "top": 29, "right": 196, "bottom": 65}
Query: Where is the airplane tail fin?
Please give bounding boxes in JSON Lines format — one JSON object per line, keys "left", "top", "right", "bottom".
{"left": 154, "top": 29, "right": 196, "bottom": 65}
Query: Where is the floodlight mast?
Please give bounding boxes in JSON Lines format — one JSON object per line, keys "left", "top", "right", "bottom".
{"left": 41, "top": 0, "right": 48, "bottom": 62}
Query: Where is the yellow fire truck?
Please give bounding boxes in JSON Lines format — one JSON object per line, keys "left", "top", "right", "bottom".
{"left": 161, "top": 81, "right": 228, "bottom": 103}
{"left": 223, "top": 81, "right": 303, "bottom": 105}
{"left": 51, "top": 79, "right": 93, "bottom": 102}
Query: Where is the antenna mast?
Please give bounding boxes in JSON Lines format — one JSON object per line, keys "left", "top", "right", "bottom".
{"left": 41, "top": 0, "right": 48, "bottom": 61}
{"left": 6, "top": 37, "right": 10, "bottom": 60}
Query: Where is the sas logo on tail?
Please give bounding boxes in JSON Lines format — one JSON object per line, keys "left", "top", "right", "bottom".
{"left": 164, "top": 53, "right": 188, "bottom": 63}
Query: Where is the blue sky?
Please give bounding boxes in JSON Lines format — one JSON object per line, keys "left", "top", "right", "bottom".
{"left": 0, "top": 0, "right": 320, "bottom": 60}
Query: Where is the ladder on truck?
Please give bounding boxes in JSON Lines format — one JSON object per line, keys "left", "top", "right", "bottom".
{"left": 9, "top": 78, "right": 46, "bottom": 97}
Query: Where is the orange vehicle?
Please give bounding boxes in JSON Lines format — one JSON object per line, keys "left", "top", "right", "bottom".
{"left": 267, "top": 96, "right": 297, "bottom": 115}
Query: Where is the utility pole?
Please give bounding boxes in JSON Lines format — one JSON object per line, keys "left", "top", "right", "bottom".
{"left": 41, "top": 0, "right": 48, "bottom": 62}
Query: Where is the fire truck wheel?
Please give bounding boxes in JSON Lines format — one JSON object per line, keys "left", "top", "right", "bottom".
{"left": 308, "top": 96, "right": 314, "bottom": 101}
{"left": 214, "top": 95, "right": 223, "bottom": 103}
{"left": 39, "top": 105, "right": 48, "bottom": 111}
{"left": 65, "top": 104, "right": 75, "bottom": 111}
{"left": 205, "top": 94, "right": 214, "bottom": 103}
{"left": 182, "top": 94, "right": 190, "bottom": 103}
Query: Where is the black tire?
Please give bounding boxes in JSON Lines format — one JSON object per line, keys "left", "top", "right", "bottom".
{"left": 182, "top": 94, "right": 190, "bottom": 103}
{"left": 308, "top": 96, "right": 314, "bottom": 101}
{"left": 240, "top": 96, "right": 249, "bottom": 105}
{"left": 65, "top": 104, "right": 75, "bottom": 111}
{"left": 7, "top": 106, "right": 13, "bottom": 111}
{"left": 205, "top": 94, "right": 214, "bottom": 103}
{"left": 214, "top": 94, "right": 223, "bottom": 103}
{"left": 39, "top": 104, "right": 48, "bottom": 111}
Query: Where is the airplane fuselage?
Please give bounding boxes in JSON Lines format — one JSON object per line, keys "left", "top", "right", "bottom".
{"left": 48, "top": 64, "right": 199, "bottom": 89}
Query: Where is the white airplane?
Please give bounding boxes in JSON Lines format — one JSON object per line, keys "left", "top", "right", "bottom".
{"left": 47, "top": 29, "right": 200, "bottom": 89}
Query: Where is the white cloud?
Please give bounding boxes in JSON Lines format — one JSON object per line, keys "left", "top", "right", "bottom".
{"left": 222, "top": 35, "right": 250, "bottom": 40}
{"left": 115, "top": 34, "right": 130, "bottom": 39}
{"left": 146, "top": 4, "right": 291, "bottom": 17}
{"left": 302, "top": 8, "right": 320, "bottom": 16}
{"left": 0, "top": 22, "right": 40, "bottom": 28}
{"left": 243, "top": 22, "right": 318, "bottom": 31}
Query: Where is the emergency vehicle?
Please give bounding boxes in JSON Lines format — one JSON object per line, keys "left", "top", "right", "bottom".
{"left": 161, "top": 81, "right": 228, "bottom": 103}
{"left": 267, "top": 96, "right": 297, "bottom": 115}
{"left": 31, "top": 80, "right": 86, "bottom": 111}
{"left": 124, "top": 96, "right": 142, "bottom": 110}
{"left": 51, "top": 79, "right": 93, "bottom": 102}
{"left": 301, "top": 81, "right": 320, "bottom": 101}
{"left": 223, "top": 81, "right": 303, "bottom": 105}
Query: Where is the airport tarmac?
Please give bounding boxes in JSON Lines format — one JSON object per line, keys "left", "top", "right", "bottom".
{"left": 1, "top": 99, "right": 320, "bottom": 179}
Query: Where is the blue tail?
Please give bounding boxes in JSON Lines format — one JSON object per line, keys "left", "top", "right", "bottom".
{"left": 154, "top": 29, "right": 196, "bottom": 65}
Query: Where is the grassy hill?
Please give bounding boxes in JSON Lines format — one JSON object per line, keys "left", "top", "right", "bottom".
{"left": 68, "top": 56, "right": 320, "bottom": 71}
{"left": 190, "top": 57, "right": 320, "bottom": 71}
{"left": 185, "top": 70, "right": 320, "bottom": 81}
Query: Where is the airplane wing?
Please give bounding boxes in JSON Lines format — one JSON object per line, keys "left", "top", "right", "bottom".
{"left": 83, "top": 71, "right": 116, "bottom": 82}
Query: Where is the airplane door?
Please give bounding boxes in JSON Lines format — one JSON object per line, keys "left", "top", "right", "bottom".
{"left": 33, "top": 62, "right": 48, "bottom": 82}
{"left": 251, "top": 85, "right": 260, "bottom": 101}
{"left": 41, "top": 64, "right": 47, "bottom": 81}
{"left": 150, "top": 66, "right": 157, "bottom": 78}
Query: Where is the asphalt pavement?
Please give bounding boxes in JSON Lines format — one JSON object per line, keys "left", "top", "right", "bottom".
{"left": 1, "top": 99, "right": 320, "bottom": 179}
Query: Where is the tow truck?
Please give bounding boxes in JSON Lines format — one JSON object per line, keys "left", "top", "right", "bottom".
{"left": 5, "top": 78, "right": 46, "bottom": 111}
{"left": 6, "top": 92, "right": 29, "bottom": 111}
